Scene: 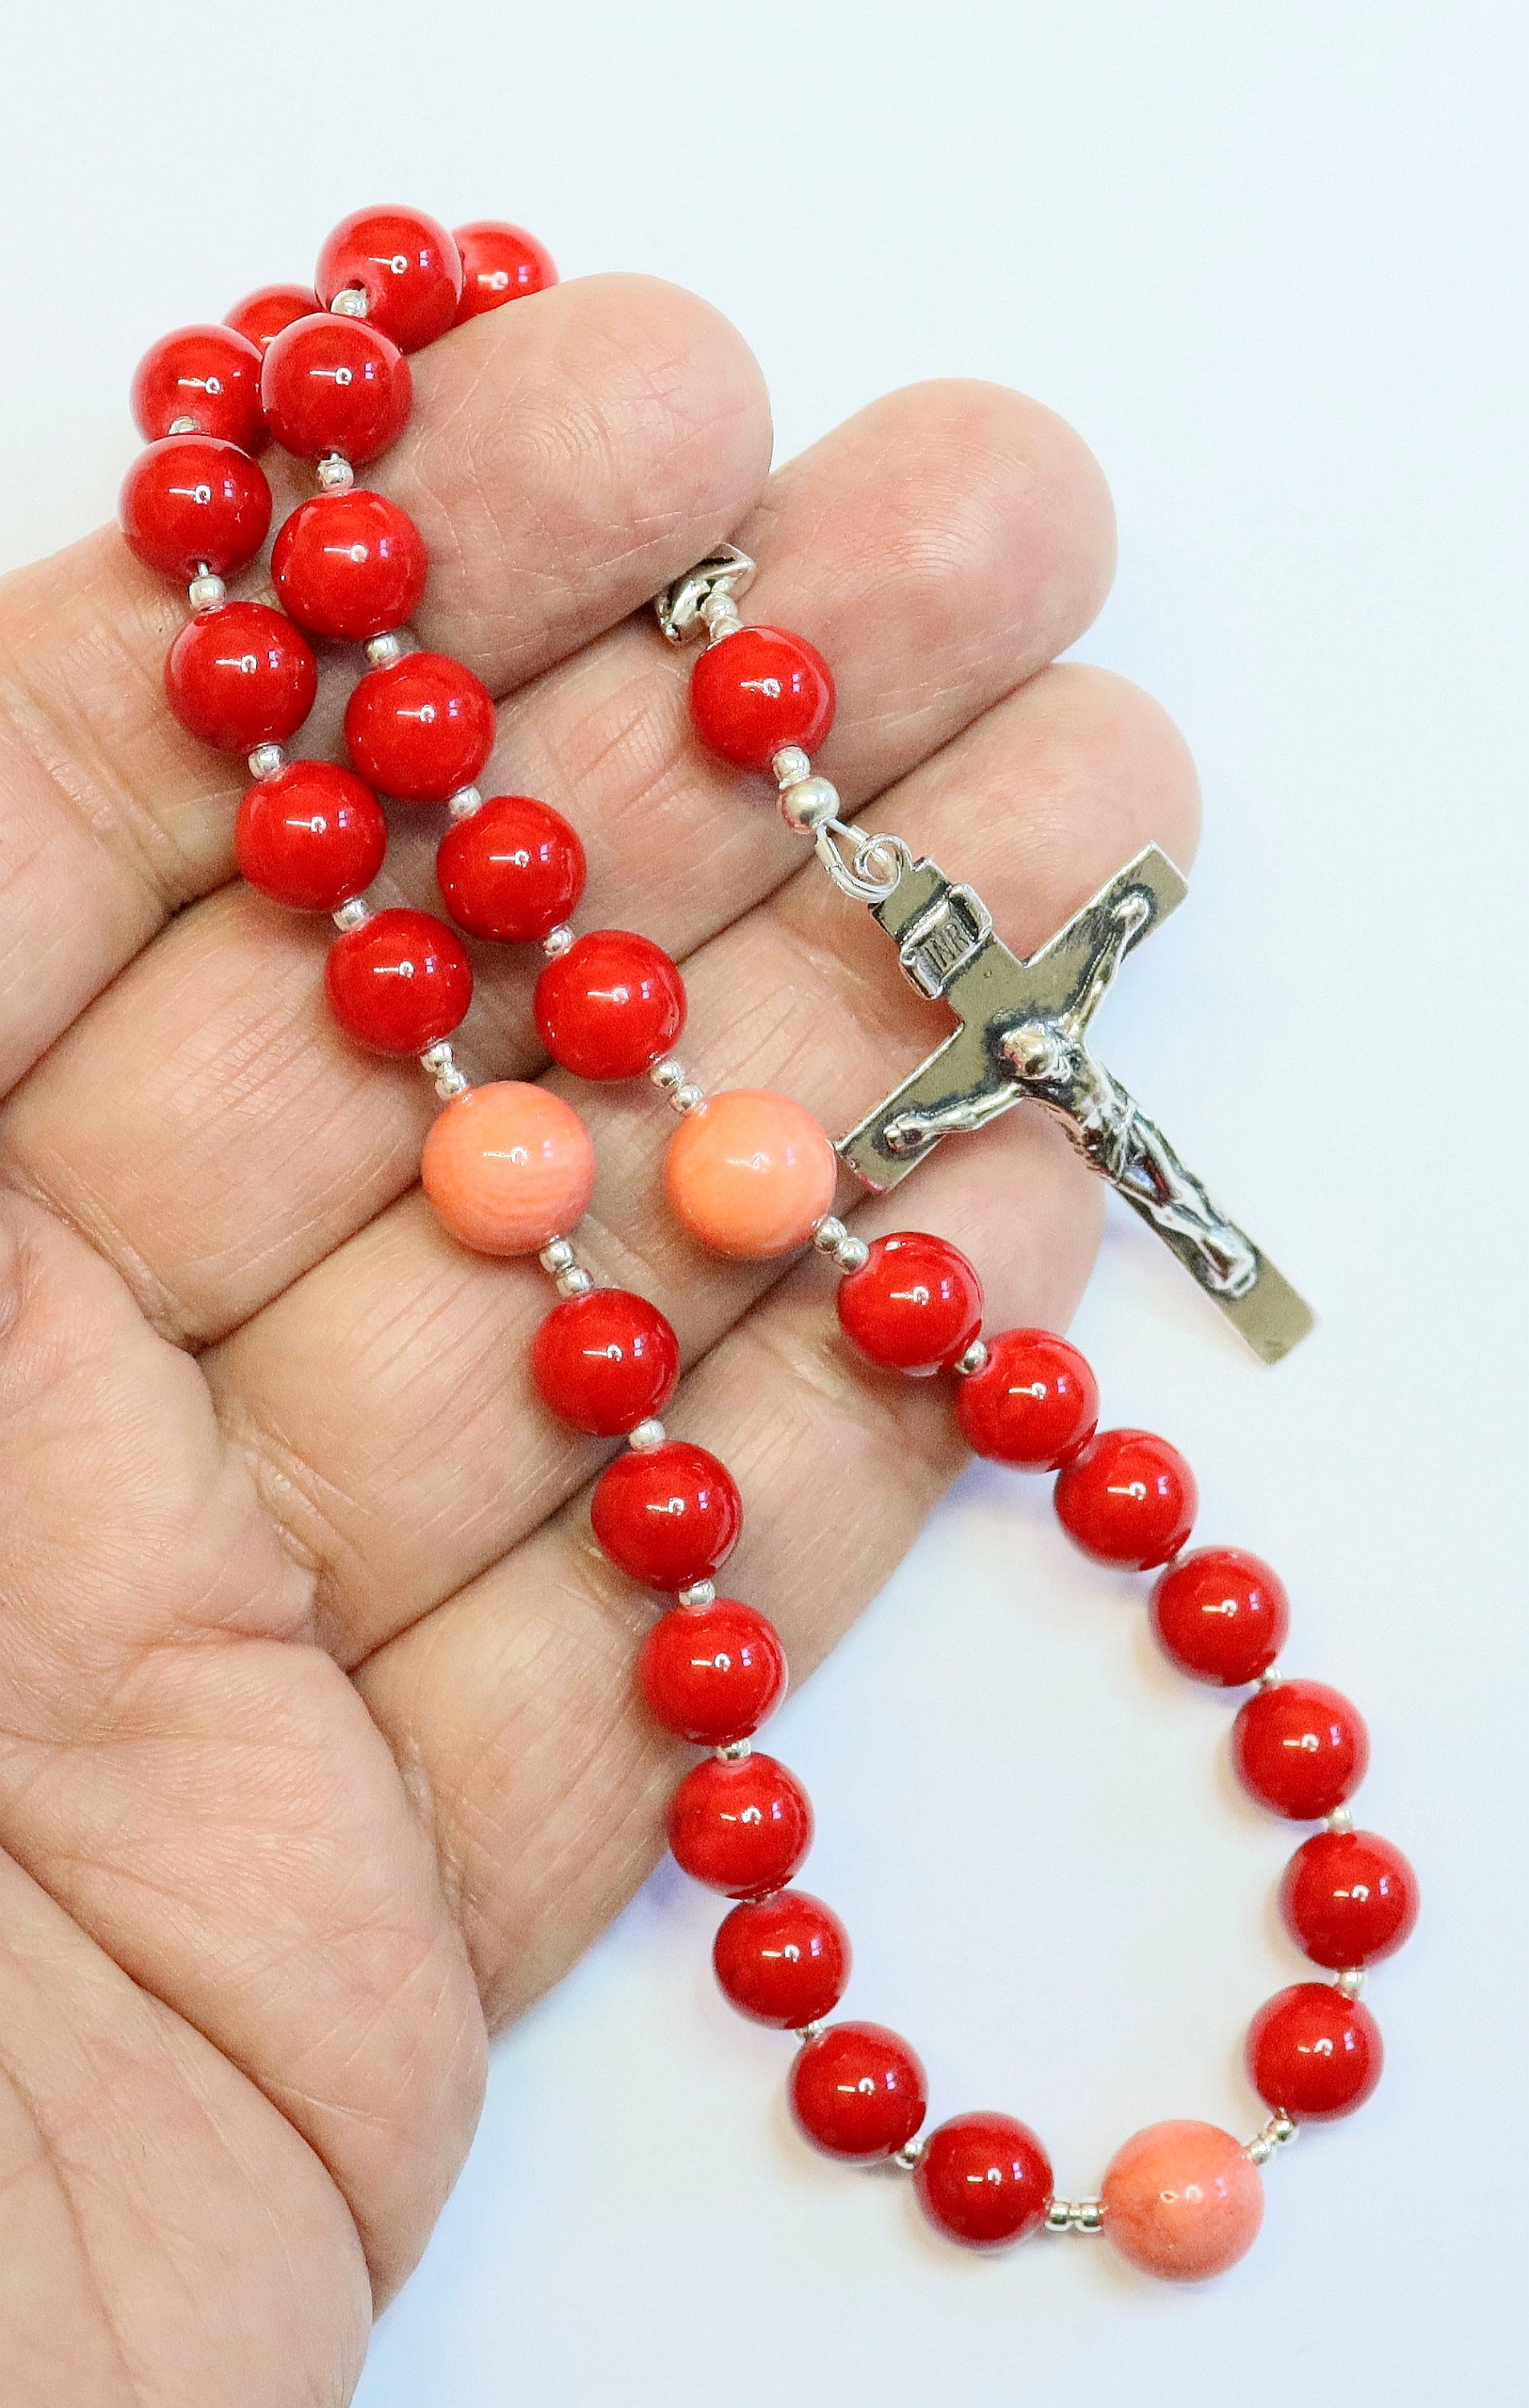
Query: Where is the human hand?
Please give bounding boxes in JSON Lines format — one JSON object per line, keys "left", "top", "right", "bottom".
{"left": 0, "top": 271, "right": 1197, "bottom": 2404}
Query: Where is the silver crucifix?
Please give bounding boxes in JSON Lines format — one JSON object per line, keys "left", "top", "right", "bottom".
{"left": 836, "top": 843, "right": 1314, "bottom": 1364}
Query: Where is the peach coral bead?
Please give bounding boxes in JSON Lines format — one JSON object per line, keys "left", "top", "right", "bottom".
{"left": 421, "top": 1080, "right": 596, "bottom": 1257}
{"left": 665, "top": 1088, "right": 839, "bottom": 1260}
{"left": 1100, "top": 2120, "right": 1263, "bottom": 2282}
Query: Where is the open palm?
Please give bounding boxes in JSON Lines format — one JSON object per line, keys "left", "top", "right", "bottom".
{"left": 0, "top": 271, "right": 1198, "bottom": 2404}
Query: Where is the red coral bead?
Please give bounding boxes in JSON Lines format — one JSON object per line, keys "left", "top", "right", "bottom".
{"left": 955, "top": 1328, "right": 1099, "bottom": 1469}
{"left": 531, "top": 1287, "right": 680, "bottom": 1435}
{"left": 1246, "top": 1983, "right": 1383, "bottom": 2121}
{"left": 667, "top": 1752, "right": 812, "bottom": 1898}
{"left": 1053, "top": 1427, "right": 1198, "bottom": 1570}
{"left": 789, "top": 2023, "right": 927, "bottom": 2162}
{"left": 689, "top": 625, "right": 836, "bottom": 771}
{"left": 315, "top": 205, "right": 463, "bottom": 352}
{"left": 1149, "top": 1546, "right": 1290, "bottom": 1687}
{"left": 1280, "top": 1828, "right": 1420, "bottom": 1968}
{"left": 324, "top": 907, "right": 472, "bottom": 1056}
{"left": 345, "top": 652, "right": 496, "bottom": 803}
{"left": 271, "top": 490, "right": 429, "bottom": 641}
{"left": 712, "top": 1890, "right": 850, "bottom": 2028}
{"left": 120, "top": 436, "right": 271, "bottom": 581}
{"left": 164, "top": 603, "right": 315, "bottom": 753}
{"left": 131, "top": 324, "right": 266, "bottom": 450}
{"left": 913, "top": 2113, "right": 1055, "bottom": 2249}
{"left": 236, "top": 762, "right": 386, "bottom": 912}
{"left": 225, "top": 283, "right": 320, "bottom": 353}
{"left": 591, "top": 1440, "right": 742, "bottom": 1590}
{"left": 437, "top": 794, "right": 586, "bottom": 943}
{"left": 640, "top": 1600, "right": 788, "bottom": 1745}
{"left": 261, "top": 314, "right": 411, "bottom": 463}
{"left": 453, "top": 221, "right": 559, "bottom": 320}
{"left": 535, "top": 930, "right": 686, "bottom": 1080}
{"left": 1233, "top": 1680, "right": 1370, "bottom": 1820}
{"left": 836, "top": 1230, "right": 983, "bottom": 1375}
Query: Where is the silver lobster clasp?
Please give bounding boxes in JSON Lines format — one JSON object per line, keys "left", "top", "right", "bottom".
{"left": 653, "top": 544, "right": 758, "bottom": 645}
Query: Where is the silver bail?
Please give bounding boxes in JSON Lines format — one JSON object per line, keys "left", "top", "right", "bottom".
{"left": 653, "top": 544, "right": 758, "bottom": 645}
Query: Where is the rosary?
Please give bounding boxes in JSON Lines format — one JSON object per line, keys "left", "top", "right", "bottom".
{"left": 117, "top": 205, "right": 1417, "bottom": 2281}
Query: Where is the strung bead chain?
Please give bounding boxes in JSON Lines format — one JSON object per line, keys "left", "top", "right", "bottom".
{"left": 120, "top": 204, "right": 1418, "bottom": 2285}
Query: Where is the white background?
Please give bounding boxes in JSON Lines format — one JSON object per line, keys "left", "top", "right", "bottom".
{"left": 2, "top": 4, "right": 1525, "bottom": 2401}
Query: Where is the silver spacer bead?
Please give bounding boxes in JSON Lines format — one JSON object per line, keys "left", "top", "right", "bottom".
{"left": 1045, "top": 2196, "right": 1104, "bottom": 2234}
{"left": 168, "top": 413, "right": 200, "bottom": 435}
{"left": 779, "top": 775, "right": 840, "bottom": 836}
{"left": 795, "top": 2023, "right": 824, "bottom": 2046}
{"left": 677, "top": 1580, "right": 716, "bottom": 1610}
{"left": 248, "top": 742, "right": 286, "bottom": 780}
{"left": 1326, "top": 1806, "right": 1355, "bottom": 1834}
{"left": 365, "top": 629, "right": 407, "bottom": 668}
{"left": 1336, "top": 1966, "right": 1367, "bottom": 1999}
{"left": 890, "top": 2138, "right": 926, "bottom": 2172}
{"left": 627, "top": 1418, "right": 667, "bottom": 1451}
{"left": 539, "top": 1239, "right": 577, "bottom": 1275}
{"left": 650, "top": 1057, "right": 686, "bottom": 1092}
{"left": 419, "top": 1042, "right": 468, "bottom": 1100}
{"left": 956, "top": 1340, "right": 990, "bottom": 1377}
{"left": 331, "top": 897, "right": 370, "bottom": 933}
{"left": 715, "top": 1739, "right": 751, "bottom": 1763}
{"left": 1256, "top": 1666, "right": 1283, "bottom": 1690}
{"left": 555, "top": 1266, "right": 594, "bottom": 1300}
{"left": 669, "top": 1082, "right": 706, "bottom": 1116}
{"left": 316, "top": 453, "right": 355, "bottom": 492}
{"left": 772, "top": 746, "right": 812, "bottom": 787}
{"left": 811, "top": 1218, "right": 869, "bottom": 1273}
{"left": 1246, "top": 2113, "right": 1298, "bottom": 2165}
{"left": 543, "top": 923, "right": 575, "bottom": 958}
{"left": 448, "top": 783, "right": 483, "bottom": 820}
{"left": 701, "top": 592, "right": 742, "bottom": 642}
{"left": 188, "top": 571, "right": 226, "bottom": 611}
{"left": 330, "top": 287, "right": 369, "bottom": 318}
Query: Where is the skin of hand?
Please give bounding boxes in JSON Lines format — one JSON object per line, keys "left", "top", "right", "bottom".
{"left": 0, "top": 272, "right": 1198, "bottom": 2406}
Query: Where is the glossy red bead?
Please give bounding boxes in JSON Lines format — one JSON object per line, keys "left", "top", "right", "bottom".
{"left": 1233, "top": 1680, "right": 1369, "bottom": 1820}
{"left": 236, "top": 762, "right": 386, "bottom": 912}
{"left": 272, "top": 490, "right": 429, "bottom": 642}
{"left": 534, "top": 930, "right": 686, "bottom": 1081}
{"left": 1053, "top": 1426, "right": 1198, "bottom": 1570}
{"left": 1149, "top": 1546, "right": 1290, "bottom": 1687}
{"left": 323, "top": 907, "right": 472, "bottom": 1056}
{"left": 640, "top": 1600, "right": 788, "bottom": 1745}
{"left": 955, "top": 1327, "right": 1100, "bottom": 1469}
{"left": 164, "top": 603, "right": 315, "bottom": 753}
{"left": 913, "top": 2113, "right": 1055, "bottom": 2250}
{"left": 666, "top": 1752, "right": 812, "bottom": 1898}
{"left": 225, "top": 283, "right": 320, "bottom": 354}
{"left": 120, "top": 436, "right": 271, "bottom": 581}
{"left": 437, "top": 795, "right": 585, "bottom": 943}
{"left": 836, "top": 1230, "right": 984, "bottom": 1375}
{"left": 789, "top": 2023, "right": 927, "bottom": 2162}
{"left": 531, "top": 1287, "right": 679, "bottom": 1436}
{"left": 1280, "top": 1828, "right": 1420, "bottom": 1968}
{"left": 1246, "top": 1983, "right": 1383, "bottom": 2121}
{"left": 688, "top": 624, "right": 836, "bottom": 771}
{"left": 260, "top": 314, "right": 411, "bottom": 464}
{"left": 453, "top": 221, "right": 559, "bottom": 320}
{"left": 344, "top": 652, "right": 496, "bottom": 803}
{"left": 712, "top": 1890, "right": 850, "bottom": 2028}
{"left": 131, "top": 324, "right": 266, "bottom": 449}
{"left": 591, "top": 1440, "right": 742, "bottom": 1591}
{"left": 315, "top": 206, "right": 463, "bottom": 352}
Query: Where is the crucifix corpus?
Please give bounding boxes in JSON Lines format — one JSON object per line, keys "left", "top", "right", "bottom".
{"left": 836, "top": 844, "right": 1314, "bottom": 1365}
